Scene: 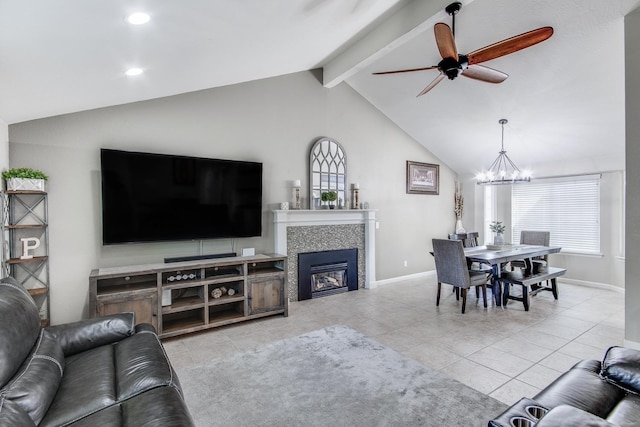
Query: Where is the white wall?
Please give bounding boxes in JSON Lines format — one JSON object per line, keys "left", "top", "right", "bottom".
{"left": 0, "top": 119, "right": 7, "bottom": 173}
{"left": 625, "top": 8, "right": 640, "bottom": 347}
{"left": 8, "top": 70, "right": 457, "bottom": 324}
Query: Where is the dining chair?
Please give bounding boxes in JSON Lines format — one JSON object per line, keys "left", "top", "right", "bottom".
{"left": 449, "top": 232, "right": 481, "bottom": 248}
{"left": 465, "top": 232, "right": 480, "bottom": 247}
{"left": 511, "top": 230, "right": 551, "bottom": 294}
{"left": 448, "top": 233, "right": 468, "bottom": 243}
{"left": 447, "top": 231, "right": 491, "bottom": 298}
{"left": 432, "top": 239, "right": 489, "bottom": 313}
{"left": 512, "top": 230, "right": 551, "bottom": 270}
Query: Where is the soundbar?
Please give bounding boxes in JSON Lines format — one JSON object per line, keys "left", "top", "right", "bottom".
{"left": 164, "top": 252, "right": 237, "bottom": 263}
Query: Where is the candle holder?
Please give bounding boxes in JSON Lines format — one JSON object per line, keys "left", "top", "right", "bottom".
{"left": 293, "top": 180, "right": 301, "bottom": 209}
{"left": 352, "top": 183, "right": 360, "bottom": 209}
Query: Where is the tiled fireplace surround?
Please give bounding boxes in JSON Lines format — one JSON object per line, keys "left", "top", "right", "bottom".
{"left": 273, "top": 210, "right": 377, "bottom": 301}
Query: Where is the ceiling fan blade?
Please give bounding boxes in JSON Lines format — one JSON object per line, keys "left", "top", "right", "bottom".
{"left": 434, "top": 23, "right": 457, "bottom": 59}
{"left": 461, "top": 64, "right": 508, "bottom": 83}
{"left": 467, "top": 26, "right": 553, "bottom": 65}
{"left": 372, "top": 65, "right": 439, "bottom": 75}
{"left": 417, "top": 73, "right": 445, "bottom": 97}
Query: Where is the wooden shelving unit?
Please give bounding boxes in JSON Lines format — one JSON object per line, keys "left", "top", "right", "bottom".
{"left": 89, "top": 254, "right": 287, "bottom": 338}
{"left": 1, "top": 190, "right": 50, "bottom": 326}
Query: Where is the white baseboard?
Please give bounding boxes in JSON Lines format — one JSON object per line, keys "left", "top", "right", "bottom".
{"left": 559, "top": 278, "right": 624, "bottom": 294}
{"left": 372, "top": 270, "right": 435, "bottom": 287}
{"left": 371, "top": 271, "right": 625, "bottom": 295}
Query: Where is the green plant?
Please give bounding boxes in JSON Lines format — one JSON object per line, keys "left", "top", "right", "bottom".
{"left": 489, "top": 221, "right": 506, "bottom": 234}
{"left": 2, "top": 167, "right": 48, "bottom": 181}
{"left": 321, "top": 191, "right": 337, "bottom": 203}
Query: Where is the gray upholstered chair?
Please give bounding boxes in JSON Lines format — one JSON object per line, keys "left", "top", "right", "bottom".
{"left": 465, "top": 231, "right": 480, "bottom": 247}
{"left": 449, "top": 232, "right": 480, "bottom": 248}
{"left": 512, "top": 230, "right": 551, "bottom": 270}
{"left": 510, "top": 230, "right": 551, "bottom": 296}
{"left": 448, "top": 232, "right": 467, "bottom": 242}
{"left": 432, "top": 238, "right": 490, "bottom": 313}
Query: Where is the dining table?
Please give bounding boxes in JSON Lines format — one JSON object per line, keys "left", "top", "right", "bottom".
{"left": 464, "top": 244, "right": 562, "bottom": 306}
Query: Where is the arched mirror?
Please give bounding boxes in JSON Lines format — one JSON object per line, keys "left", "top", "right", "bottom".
{"left": 309, "top": 137, "right": 347, "bottom": 209}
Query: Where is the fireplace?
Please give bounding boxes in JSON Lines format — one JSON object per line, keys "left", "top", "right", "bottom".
{"left": 273, "top": 209, "right": 377, "bottom": 301}
{"left": 298, "top": 249, "right": 358, "bottom": 300}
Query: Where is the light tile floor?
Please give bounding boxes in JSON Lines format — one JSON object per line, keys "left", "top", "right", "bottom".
{"left": 163, "top": 275, "right": 625, "bottom": 406}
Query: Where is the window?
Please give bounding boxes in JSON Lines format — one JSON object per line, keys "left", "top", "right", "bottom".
{"left": 511, "top": 175, "right": 600, "bottom": 254}
{"left": 484, "top": 185, "right": 496, "bottom": 243}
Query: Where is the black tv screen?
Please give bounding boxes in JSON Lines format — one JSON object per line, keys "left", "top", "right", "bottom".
{"left": 100, "top": 148, "right": 262, "bottom": 245}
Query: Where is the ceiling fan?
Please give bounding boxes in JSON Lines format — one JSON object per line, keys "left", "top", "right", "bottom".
{"left": 373, "top": 2, "right": 553, "bottom": 97}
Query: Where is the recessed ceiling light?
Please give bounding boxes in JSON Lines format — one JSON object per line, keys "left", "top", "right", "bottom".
{"left": 127, "top": 12, "right": 150, "bottom": 25}
{"left": 125, "top": 68, "right": 143, "bottom": 77}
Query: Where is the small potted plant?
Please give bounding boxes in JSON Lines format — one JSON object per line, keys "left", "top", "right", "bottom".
{"left": 489, "top": 221, "right": 506, "bottom": 245}
{"left": 321, "top": 191, "right": 338, "bottom": 209}
{"left": 2, "top": 168, "right": 48, "bottom": 192}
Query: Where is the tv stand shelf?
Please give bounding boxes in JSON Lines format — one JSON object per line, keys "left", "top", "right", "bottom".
{"left": 89, "top": 253, "right": 287, "bottom": 338}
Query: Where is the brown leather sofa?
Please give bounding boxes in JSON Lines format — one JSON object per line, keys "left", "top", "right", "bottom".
{"left": 0, "top": 276, "right": 194, "bottom": 426}
{"left": 489, "top": 345, "right": 640, "bottom": 426}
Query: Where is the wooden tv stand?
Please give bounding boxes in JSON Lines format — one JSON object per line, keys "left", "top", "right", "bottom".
{"left": 89, "top": 254, "right": 287, "bottom": 339}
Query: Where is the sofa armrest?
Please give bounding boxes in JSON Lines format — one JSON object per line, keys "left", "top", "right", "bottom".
{"left": 601, "top": 346, "right": 640, "bottom": 395}
{"left": 135, "top": 322, "right": 157, "bottom": 334}
{"left": 45, "top": 313, "right": 135, "bottom": 356}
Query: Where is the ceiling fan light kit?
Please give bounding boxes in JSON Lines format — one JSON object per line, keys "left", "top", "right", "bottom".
{"left": 476, "top": 119, "right": 531, "bottom": 185}
{"left": 373, "top": 1, "right": 553, "bottom": 97}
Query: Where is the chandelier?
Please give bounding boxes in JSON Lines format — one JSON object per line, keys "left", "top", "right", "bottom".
{"left": 476, "top": 119, "right": 531, "bottom": 185}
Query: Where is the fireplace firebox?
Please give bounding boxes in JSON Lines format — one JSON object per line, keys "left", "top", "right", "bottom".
{"left": 298, "top": 249, "right": 358, "bottom": 300}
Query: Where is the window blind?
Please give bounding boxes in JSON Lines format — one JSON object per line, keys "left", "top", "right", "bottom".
{"left": 511, "top": 175, "right": 600, "bottom": 254}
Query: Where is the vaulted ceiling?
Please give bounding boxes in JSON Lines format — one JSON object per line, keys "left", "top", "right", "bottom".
{"left": 1, "top": 0, "right": 638, "bottom": 176}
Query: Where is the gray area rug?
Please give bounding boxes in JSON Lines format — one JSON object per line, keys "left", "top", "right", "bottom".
{"left": 180, "top": 325, "right": 507, "bottom": 426}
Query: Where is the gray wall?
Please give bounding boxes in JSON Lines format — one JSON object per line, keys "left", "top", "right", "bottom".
{"left": 625, "top": 8, "right": 640, "bottom": 347}
{"left": 8, "top": 70, "right": 457, "bottom": 324}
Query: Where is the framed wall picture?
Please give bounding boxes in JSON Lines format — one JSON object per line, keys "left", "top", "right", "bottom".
{"left": 406, "top": 161, "right": 439, "bottom": 195}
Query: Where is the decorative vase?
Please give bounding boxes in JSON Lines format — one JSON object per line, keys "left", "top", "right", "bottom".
{"left": 455, "top": 219, "right": 465, "bottom": 234}
{"left": 494, "top": 233, "right": 504, "bottom": 245}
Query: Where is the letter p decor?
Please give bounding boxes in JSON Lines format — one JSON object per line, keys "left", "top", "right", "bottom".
{"left": 20, "top": 237, "right": 41, "bottom": 260}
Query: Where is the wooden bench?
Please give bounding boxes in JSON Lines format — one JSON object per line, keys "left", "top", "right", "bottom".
{"left": 499, "top": 267, "right": 567, "bottom": 311}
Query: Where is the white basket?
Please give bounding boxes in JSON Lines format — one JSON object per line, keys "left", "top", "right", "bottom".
{"left": 6, "top": 178, "right": 46, "bottom": 192}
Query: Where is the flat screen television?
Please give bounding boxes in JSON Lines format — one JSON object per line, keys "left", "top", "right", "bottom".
{"left": 100, "top": 148, "right": 262, "bottom": 245}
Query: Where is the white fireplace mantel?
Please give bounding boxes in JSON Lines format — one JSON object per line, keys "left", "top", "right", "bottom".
{"left": 273, "top": 209, "right": 377, "bottom": 288}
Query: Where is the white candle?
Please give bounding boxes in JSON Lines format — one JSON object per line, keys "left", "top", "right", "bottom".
{"left": 353, "top": 182, "right": 360, "bottom": 190}
{"left": 293, "top": 179, "right": 301, "bottom": 188}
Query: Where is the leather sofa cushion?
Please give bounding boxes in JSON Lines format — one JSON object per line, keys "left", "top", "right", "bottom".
{"left": 66, "top": 386, "right": 194, "bottom": 427}
{"left": 2, "top": 329, "right": 65, "bottom": 425}
{"left": 601, "top": 346, "right": 640, "bottom": 395}
{"left": 0, "top": 397, "right": 37, "bottom": 427}
{"left": 0, "top": 277, "right": 41, "bottom": 387}
{"left": 115, "top": 331, "right": 182, "bottom": 401}
{"left": 40, "top": 331, "right": 181, "bottom": 427}
{"left": 40, "top": 344, "right": 117, "bottom": 427}
{"left": 535, "top": 405, "right": 616, "bottom": 427}
{"left": 534, "top": 359, "right": 625, "bottom": 418}
{"left": 605, "top": 393, "right": 640, "bottom": 427}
